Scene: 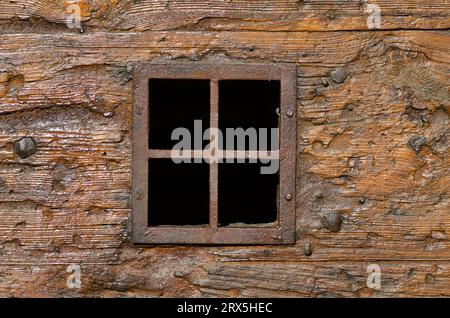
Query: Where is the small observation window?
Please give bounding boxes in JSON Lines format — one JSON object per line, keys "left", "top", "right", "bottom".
{"left": 132, "top": 63, "right": 297, "bottom": 244}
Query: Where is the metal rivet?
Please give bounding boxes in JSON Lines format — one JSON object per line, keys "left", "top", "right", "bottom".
{"left": 285, "top": 193, "right": 292, "bottom": 201}
{"left": 272, "top": 235, "right": 282, "bottom": 241}
{"left": 135, "top": 106, "right": 143, "bottom": 115}
{"left": 0, "top": 177, "right": 6, "bottom": 191}
{"left": 136, "top": 191, "right": 143, "bottom": 200}
{"left": 330, "top": 67, "right": 348, "bottom": 84}
{"left": 286, "top": 109, "right": 294, "bottom": 118}
{"left": 14, "top": 137, "right": 37, "bottom": 159}
{"left": 314, "top": 190, "right": 323, "bottom": 199}
{"left": 304, "top": 242, "right": 312, "bottom": 256}
{"left": 174, "top": 271, "right": 189, "bottom": 278}
{"left": 322, "top": 211, "right": 343, "bottom": 233}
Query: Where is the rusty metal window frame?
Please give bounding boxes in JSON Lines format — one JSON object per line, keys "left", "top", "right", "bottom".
{"left": 132, "top": 63, "right": 297, "bottom": 244}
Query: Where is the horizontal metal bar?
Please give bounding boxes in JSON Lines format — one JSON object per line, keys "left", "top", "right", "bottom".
{"left": 221, "top": 150, "right": 279, "bottom": 160}
{"left": 148, "top": 149, "right": 279, "bottom": 160}
{"left": 148, "top": 149, "right": 204, "bottom": 159}
{"left": 134, "top": 226, "right": 293, "bottom": 245}
{"left": 134, "top": 63, "right": 284, "bottom": 81}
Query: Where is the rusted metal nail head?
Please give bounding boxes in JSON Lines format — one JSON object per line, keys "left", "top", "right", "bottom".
{"left": 14, "top": 137, "right": 37, "bottom": 159}
{"left": 330, "top": 67, "right": 348, "bottom": 84}
{"left": 285, "top": 193, "right": 292, "bottom": 201}
{"left": 287, "top": 109, "right": 294, "bottom": 118}
{"left": 136, "top": 191, "right": 143, "bottom": 200}
{"left": 304, "top": 242, "right": 312, "bottom": 256}
{"left": 322, "top": 211, "right": 343, "bottom": 232}
{"left": 174, "top": 271, "right": 189, "bottom": 278}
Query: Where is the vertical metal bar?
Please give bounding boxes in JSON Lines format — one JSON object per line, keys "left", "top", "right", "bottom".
{"left": 132, "top": 68, "right": 150, "bottom": 239}
{"left": 210, "top": 80, "right": 219, "bottom": 229}
{"left": 278, "top": 64, "right": 297, "bottom": 243}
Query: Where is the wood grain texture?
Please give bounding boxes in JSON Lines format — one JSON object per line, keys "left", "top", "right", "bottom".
{"left": 0, "top": 261, "right": 449, "bottom": 297}
{"left": 0, "top": 1, "right": 449, "bottom": 297}
{"left": 0, "top": 0, "right": 449, "bottom": 33}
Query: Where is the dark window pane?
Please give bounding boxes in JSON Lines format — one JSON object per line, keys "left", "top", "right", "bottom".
{"left": 218, "top": 162, "right": 278, "bottom": 226}
{"left": 219, "top": 80, "right": 280, "bottom": 151}
{"left": 149, "top": 79, "right": 210, "bottom": 149}
{"left": 148, "top": 159, "right": 210, "bottom": 226}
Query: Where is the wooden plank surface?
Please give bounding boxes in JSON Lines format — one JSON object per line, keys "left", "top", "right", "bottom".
{"left": 0, "top": 0, "right": 449, "bottom": 32}
{"left": 0, "top": 261, "right": 448, "bottom": 297}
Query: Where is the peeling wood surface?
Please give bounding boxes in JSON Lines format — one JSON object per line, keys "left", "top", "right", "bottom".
{"left": 0, "top": 1, "right": 449, "bottom": 297}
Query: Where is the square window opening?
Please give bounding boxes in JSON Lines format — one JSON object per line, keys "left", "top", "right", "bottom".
{"left": 133, "top": 63, "right": 297, "bottom": 245}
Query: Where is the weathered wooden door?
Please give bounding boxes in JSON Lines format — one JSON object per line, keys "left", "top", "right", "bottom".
{"left": 0, "top": 1, "right": 448, "bottom": 297}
